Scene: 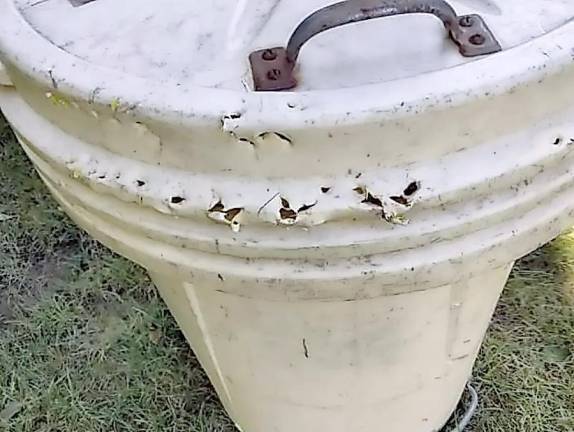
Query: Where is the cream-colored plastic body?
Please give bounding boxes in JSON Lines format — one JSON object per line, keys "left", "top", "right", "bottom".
{"left": 2, "top": 1, "right": 574, "bottom": 430}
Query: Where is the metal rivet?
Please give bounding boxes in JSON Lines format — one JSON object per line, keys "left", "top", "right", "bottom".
{"left": 267, "top": 69, "right": 282, "bottom": 81}
{"left": 262, "top": 49, "right": 277, "bottom": 61}
{"left": 469, "top": 34, "right": 486, "bottom": 46}
{"left": 459, "top": 16, "right": 474, "bottom": 27}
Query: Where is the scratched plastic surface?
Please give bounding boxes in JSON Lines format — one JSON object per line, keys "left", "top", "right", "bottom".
{"left": 2, "top": 1, "right": 574, "bottom": 431}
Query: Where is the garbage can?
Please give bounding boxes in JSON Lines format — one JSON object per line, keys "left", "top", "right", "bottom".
{"left": 2, "top": 0, "right": 574, "bottom": 431}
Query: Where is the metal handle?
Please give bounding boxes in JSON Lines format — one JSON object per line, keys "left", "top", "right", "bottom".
{"left": 249, "top": 0, "right": 501, "bottom": 91}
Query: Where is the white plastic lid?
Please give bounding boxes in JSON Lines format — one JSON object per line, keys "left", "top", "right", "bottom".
{"left": 15, "top": 0, "right": 574, "bottom": 91}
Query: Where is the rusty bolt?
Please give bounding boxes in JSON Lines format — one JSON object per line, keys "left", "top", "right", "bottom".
{"left": 459, "top": 16, "right": 474, "bottom": 27}
{"left": 262, "top": 49, "right": 277, "bottom": 61}
{"left": 469, "top": 34, "right": 486, "bottom": 46}
{"left": 267, "top": 69, "right": 282, "bottom": 81}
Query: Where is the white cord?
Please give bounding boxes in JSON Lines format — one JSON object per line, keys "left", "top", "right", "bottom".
{"left": 450, "top": 384, "right": 479, "bottom": 432}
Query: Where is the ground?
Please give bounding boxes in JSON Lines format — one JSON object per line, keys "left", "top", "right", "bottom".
{"left": 0, "top": 115, "right": 573, "bottom": 431}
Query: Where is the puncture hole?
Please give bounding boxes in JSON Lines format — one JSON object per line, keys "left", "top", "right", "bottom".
{"left": 170, "top": 196, "right": 185, "bottom": 204}
{"left": 390, "top": 196, "right": 409, "bottom": 206}
{"left": 404, "top": 181, "right": 420, "bottom": 197}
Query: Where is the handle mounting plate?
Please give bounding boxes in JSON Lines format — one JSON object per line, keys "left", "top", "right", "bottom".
{"left": 249, "top": 0, "right": 502, "bottom": 92}
{"left": 249, "top": 48, "right": 296, "bottom": 92}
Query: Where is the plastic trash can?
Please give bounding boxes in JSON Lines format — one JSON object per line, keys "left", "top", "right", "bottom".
{"left": 2, "top": 0, "right": 574, "bottom": 430}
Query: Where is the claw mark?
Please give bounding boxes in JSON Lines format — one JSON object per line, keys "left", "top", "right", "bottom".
{"left": 208, "top": 200, "right": 244, "bottom": 232}
{"left": 279, "top": 207, "right": 298, "bottom": 223}
{"left": 48, "top": 70, "right": 58, "bottom": 89}
{"left": 362, "top": 192, "right": 383, "bottom": 208}
{"left": 298, "top": 202, "right": 317, "bottom": 213}
{"left": 355, "top": 186, "right": 412, "bottom": 224}
{"left": 355, "top": 186, "right": 385, "bottom": 218}
{"left": 238, "top": 137, "right": 256, "bottom": 147}
{"left": 302, "top": 338, "right": 309, "bottom": 359}
{"left": 257, "top": 131, "right": 293, "bottom": 145}
{"left": 278, "top": 197, "right": 297, "bottom": 224}
{"left": 257, "top": 192, "right": 280, "bottom": 216}
{"left": 390, "top": 195, "right": 410, "bottom": 206}
{"left": 209, "top": 200, "right": 225, "bottom": 213}
{"left": 278, "top": 198, "right": 317, "bottom": 225}
{"left": 224, "top": 208, "right": 243, "bottom": 223}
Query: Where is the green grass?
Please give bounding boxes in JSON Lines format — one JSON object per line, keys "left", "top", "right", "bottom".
{"left": 0, "top": 116, "right": 234, "bottom": 431}
{"left": 0, "top": 113, "right": 573, "bottom": 431}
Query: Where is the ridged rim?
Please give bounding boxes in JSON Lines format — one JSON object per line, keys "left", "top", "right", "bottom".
{"left": 1, "top": 0, "right": 573, "bottom": 128}
{"left": 4, "top": 88, "right": 574, "bottom": 266}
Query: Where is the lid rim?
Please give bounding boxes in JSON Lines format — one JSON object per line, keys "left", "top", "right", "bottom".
{"left": 1, "top": 0, "right": 573, "bottom": 128}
